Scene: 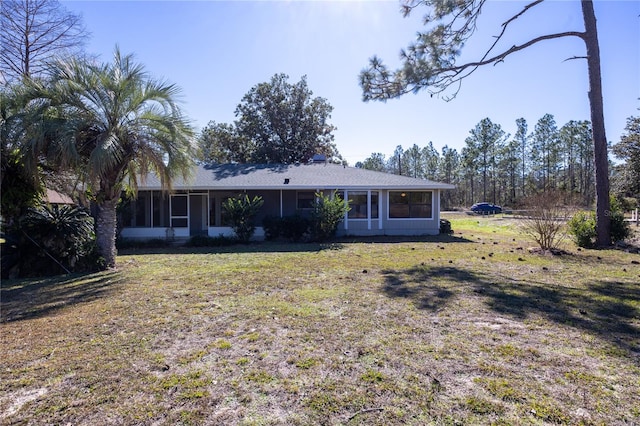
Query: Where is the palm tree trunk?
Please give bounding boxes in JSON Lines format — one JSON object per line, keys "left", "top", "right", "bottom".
{"left": 581, "top": 0, "right": 611, "bottom": 247}
{"left": 95, "top": 197, "right": 119, "bottom": 268}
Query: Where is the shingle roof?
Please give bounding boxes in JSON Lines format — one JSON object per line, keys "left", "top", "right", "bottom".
{"left": 138, "top": 163, "right": 456, "bottom": 191}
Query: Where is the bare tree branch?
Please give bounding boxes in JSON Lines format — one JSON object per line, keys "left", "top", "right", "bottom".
{"left": 0, "top": 0, "right": 88, "bottom": 83}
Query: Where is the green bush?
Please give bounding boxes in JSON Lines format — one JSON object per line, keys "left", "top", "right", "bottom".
{"left": 567, "top": 211, "right": 597, "bottom": 248}
{"left": 222, "top": 194, "right": 264, "bottom": 243}
{"left": 8, "top": 204, "right": 99, "bottom": 276}
{"left": 610, "top": 210, "right": 631, "bottom": 243}
{"left": 262, "top": 215, "right": 282, "bottom": 241}
{"left": 282, "top": 215, "right": 310, "bottom": 242}
{"left": 309, "top": 191, "right": 350, "bottom": 242}
{"left": 185, "top": 235, "right": 236, "bottom": 247}
{"left": 568, "top": 198, "right": 630, "bottom": 248}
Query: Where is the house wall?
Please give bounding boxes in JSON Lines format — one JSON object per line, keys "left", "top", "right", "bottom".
{"left": 119, "top": 188, "right": 443, "bottom": 240}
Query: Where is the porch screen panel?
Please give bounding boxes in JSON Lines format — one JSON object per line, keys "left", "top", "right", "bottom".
{"left": 171, "top": 195, "right": 188, "bottom": 227}
{"left": 153, "top": 191, "right": 170, "bottom": 227}
{"left": 134, "top": 192, "right": 151, "bottom": 227}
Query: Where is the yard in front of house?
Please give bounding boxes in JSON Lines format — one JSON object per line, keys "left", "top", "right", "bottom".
{"left": 1, "top": 216, "right": 639, "bottom": 425}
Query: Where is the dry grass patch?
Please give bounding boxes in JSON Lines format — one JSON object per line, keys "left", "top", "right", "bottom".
{"left": 2, "top": 217, "right": 639, "bottom": 425}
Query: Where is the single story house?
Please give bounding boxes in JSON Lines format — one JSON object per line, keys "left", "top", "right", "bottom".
{"left": 119, "top": 162, "right": 455, "bottom": 240}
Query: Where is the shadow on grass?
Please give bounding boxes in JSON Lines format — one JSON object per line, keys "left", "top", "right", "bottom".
{"left": 117, "top": 241, "right": 346, "bottom": 256}
{"left": 381, "top": 266, "right": 471, "bottom": 311}
{"left": 381, "top": 264, "right": 640, "bottom": 355}
{"left": 118, "top": 235, "right": 475, "bottom": 256}
{"left": 0, "top": 271, "right": 123, "bottom": 323}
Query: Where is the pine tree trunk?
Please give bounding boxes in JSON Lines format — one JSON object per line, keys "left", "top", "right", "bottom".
{"left": 581, "top": 0, "right": 611, "bottom": 247}
{"left": 95, "top": 197, "right": 119, "bottom": 269}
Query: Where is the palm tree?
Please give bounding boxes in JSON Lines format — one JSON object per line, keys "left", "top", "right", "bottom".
{"left": 23, "top": 48, "right": 195, "bottom": 268}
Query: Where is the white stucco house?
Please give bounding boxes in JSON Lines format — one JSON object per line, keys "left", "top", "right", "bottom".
{"left": 119, "top": 162, "right": 455, "bottom": 240}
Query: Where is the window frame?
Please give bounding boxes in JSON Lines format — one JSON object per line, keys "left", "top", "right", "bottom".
{"left": 388, "top": 191, "right": 433, "bottom": 220}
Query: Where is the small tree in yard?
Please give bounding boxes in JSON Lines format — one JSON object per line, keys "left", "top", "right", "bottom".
{"left": 222, "top": 194, "right": 264, "bottom": 243}
{"left": 520, "top": 191, "right": 568, "bottom": 253}
{"left": 310, "top": 191, "right": 350, "bottom": 242}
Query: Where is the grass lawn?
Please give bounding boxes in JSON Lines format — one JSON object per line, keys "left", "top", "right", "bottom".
{"left": 1, "top": 215, "right": 639, "bottom": 425}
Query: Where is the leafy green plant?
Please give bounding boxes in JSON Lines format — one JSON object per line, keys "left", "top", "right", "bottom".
{"left": 568, "top": 211, "right": 597, "bottom": 248}
{"left": 262, "top": 215, "right": 282, "bottom": 241}
{"left": 14, "top": 203, "right": 98, "bottom": 276}
{"left": 222, "top": 194, "right": 264, "bottom": 243}
{"left": 309, "top": 191, "right": 350, "bottom": 242}
{"left": 569, "top": 196, "right": 630, "bottom": 248}
{"left": 282, "top": 215, "right": 310, "bottom": 242}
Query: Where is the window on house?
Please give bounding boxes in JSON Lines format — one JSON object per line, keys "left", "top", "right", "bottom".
{"left": 346, "top": 191, "right": 367, "bottom": 219}
{"left": 389, "top": 191, "right": 432, "bottom": 219}
{"left": 297, "top": 191, "right": 315, "bottom": 210}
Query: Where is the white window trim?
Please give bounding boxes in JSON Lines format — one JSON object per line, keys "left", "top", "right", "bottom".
{"left": 387, "top": 190, "right": 435, "bottom": 220}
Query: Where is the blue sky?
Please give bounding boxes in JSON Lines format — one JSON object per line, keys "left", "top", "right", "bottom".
{"left": 63, "top": 0, "right": 639, "bottom": 165}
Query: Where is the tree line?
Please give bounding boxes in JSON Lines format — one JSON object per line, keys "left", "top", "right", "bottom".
{"left": 356, "top": 113, "right": 638, "bottom": 211}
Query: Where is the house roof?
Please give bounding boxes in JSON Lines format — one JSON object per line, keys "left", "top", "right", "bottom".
{"left": 138, "top": 163, "right": 456, "bottom": 191}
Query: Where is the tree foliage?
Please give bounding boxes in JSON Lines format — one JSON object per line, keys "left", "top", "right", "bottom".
{"left": 612, "top": 116, "right": 640, "bottom": 201}
{"left": 199, "top": 74, "right": 339, "bottom": 165}
{"left": 310, "top": 191, "right": 350, "bottom": 242}
{"left": 0, "top": 0, "right": 88, "bottom": 83}
{"left": 21, "top": 48, "right": 195, "bottom": 268}
{"left": 359, "top": 0, "right": 611, "bottom": 246}
{"left": 358, "top": 114, "right": 597, "bottom": 210}
{"left": 198, "top": 121, "right": 252, "bottom": 164}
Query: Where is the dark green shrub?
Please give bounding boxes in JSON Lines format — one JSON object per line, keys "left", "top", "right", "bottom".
{"left": 185, "top": 235, "right": 236, "bottom": 247}
{"left": 439, "top": 218, "right": 453, "bottom": 234}
{"left": 116, "top": 237, "right": 170, "bottom": 250}
{"left": 222, "top": 194, "right": 264, "bottom": 243}
{"left": 568, "top": 195, "right": 631, "bottom": 248}
{"left": 610, "top": 210, "right": 631, "bottom": 243}
{"left": 262, "top": 215, "right": 282, "bottom": 241}
{"left": 310, "top": 191, "right": 350, "bottom": 242}
{"left": 567, "top": 211, "right": 596, "bottom": 248}
{"left": 12, "top": 203, "right": 98, "bottom": 276}
{"left": 282, "top": 215, "right": 310, "bottom": 242}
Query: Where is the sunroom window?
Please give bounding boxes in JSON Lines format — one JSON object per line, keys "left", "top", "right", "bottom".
{"left": 389, "top": 191, "right": 432, "bottom": 219}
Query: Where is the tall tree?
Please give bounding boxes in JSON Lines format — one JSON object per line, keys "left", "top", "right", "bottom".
{"left": 530, "top": 114, "right": 560, "bottom": 191}
{"left": 438, "top": 144, "right": 460, "bottom": 208}
{"left": 0, "top": 0, "right": 88, "bottom": 83}
{"left": 360, "top": 0, "right": 611, "bottom": 245}
{"left": 198, "top": 121, "right": 252, "bottom": 164}
{"left": 611, "top": 116, "right": 640, "bottom": 201}
{"left": 465, "top": 118, "right": 506, "bottom": 203}
{"left": 388, "top": 145, "right": 405, "bottom": 175}
{"left": 235, "top": 73, "right": 338, "bottom": 164}
{"left": 359, "top": 152, "right": 387, "bottom": 171}
{"left": 421, "top": 141, "right": 440, "bottom": 180}
{"left": 22, "top": 48, "right": 195, "bottom": 268}
{"left": 513, "top": 118, "right": 529, "bottom": 198}
{"left": 404, "top": 143, "right": 424, "bottom": 178}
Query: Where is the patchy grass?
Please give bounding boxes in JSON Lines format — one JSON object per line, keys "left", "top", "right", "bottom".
{"left": 1, "top": 215, "right": 639, "bottom": 425}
